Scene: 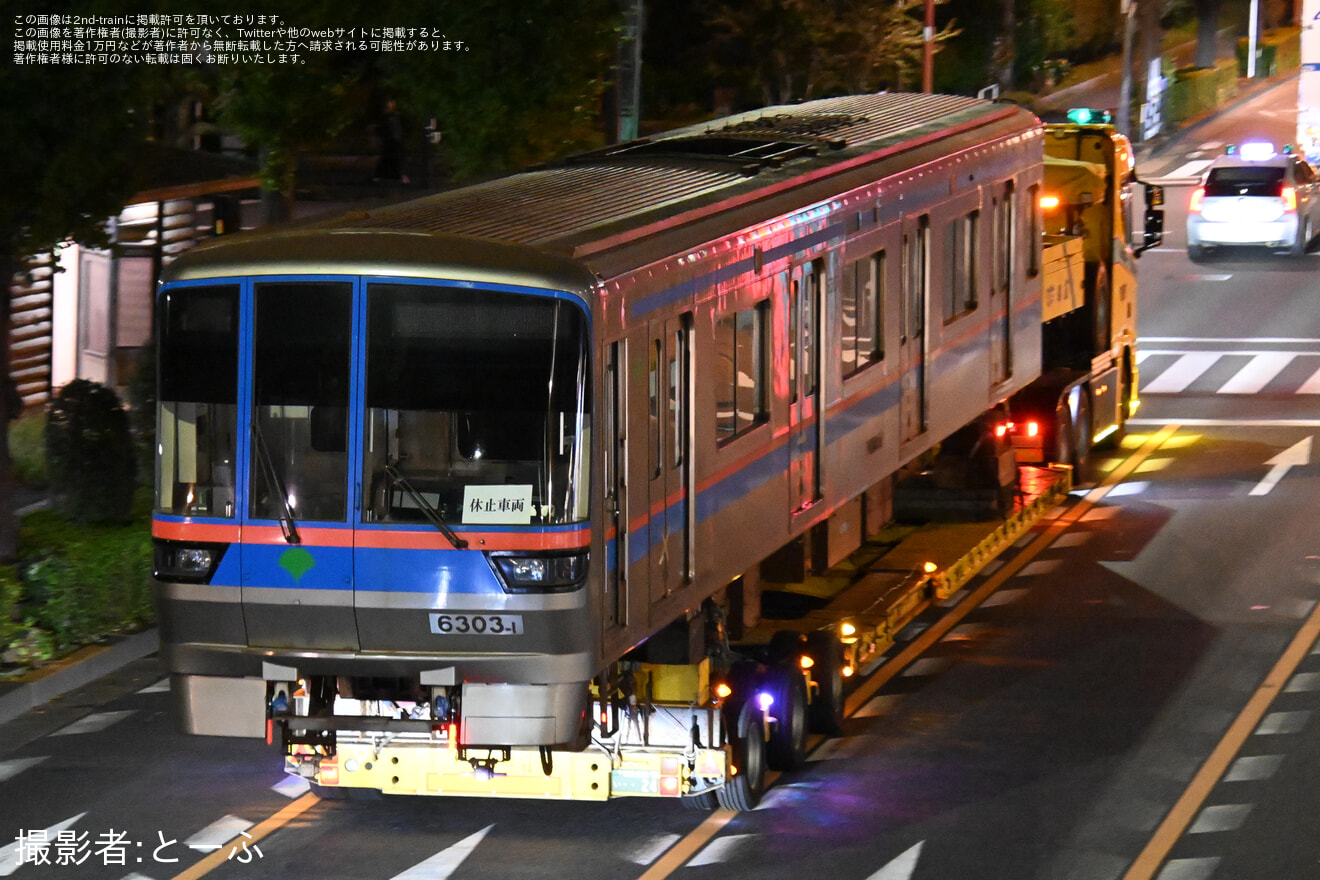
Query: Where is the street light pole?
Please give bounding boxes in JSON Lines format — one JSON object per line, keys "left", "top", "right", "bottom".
{"left": 922, "top": 0, "right": 934, "bottom": 93}
{"left": 1118, "top": 0, "right": 1136, "bottom": 137}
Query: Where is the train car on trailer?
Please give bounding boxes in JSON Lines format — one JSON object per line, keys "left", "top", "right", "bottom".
{"left": 153, "top": 92, "right": 1055, "bottom": 807}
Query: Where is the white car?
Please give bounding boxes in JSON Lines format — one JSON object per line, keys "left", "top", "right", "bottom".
{"left": 1186, "top": 141, "right": 1320, "bottom": 260}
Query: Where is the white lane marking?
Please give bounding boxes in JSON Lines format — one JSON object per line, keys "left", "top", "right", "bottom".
{"left": 137, "top": 679, "right": 170, "bottom": 694}
{"left": 854, "top": 694, "right": 903, "bottom": 718}
{"left": 1143, "top": 352, "right": 1222, "bottom": 393}
{"left": 1249, "top": 437, "right": 1312, "bottom": 497}
{"left": 626, "top": 833, "right": 681, "bottom": 866}
{"left": 1104, "top": 481, "right": 1151, "bottom": 497}
{"left": 687, "top": 834, "right": 756, "bottom": 867}
{"left": 1286, "top": 671, "right": 1320, "bottom": 692}
{"left": 1019, "top": 559, "right": 1063, "bottom": 576}
{"left": 50, "top": 711, "right": 135, "bottom": 736}
{"left": 1165, "top": 159, "right": 1214, "bottom": 180}
{"left": 0, "top": 813, "right": 85, "bottom": 877}
{"left": 1187, "top": 803, "right": 1252, "bottom": 833}
{"left": 272, "top": 775, "right": 310, "bottom": 798}
{"left": 1255, "top": 710, "right": 1311, "bottom": 734}
{"left": 980, "top": 588, "right": 1029, "bottom": 607}
{"left": 1217, "top": 352, "right": 1294, "bottom": 393}
{"left": 1154, "top": 856, "right": 1221, "bottom": 879}
{"left": 389, "top": 825, "right": 493, "bottom": 880}
{"left": 863, "top": 841, "right": 924, "bottom": 880}
{"left": 185, "top": 815, "right": 253, "bottom": 852}
{"left": 1223, "top": 754, "right": 1284, "bottom": 781}
{"left": 0, "top": 757, "right": 47, "bottom": 784}
{"left": 810, "top": 735, "right": 880, "bottom": 761}
{"left": 118, "top": 873, "right": 156, "bottom": 880}
{"left": 1049, "top": 531, "right": 1093, "bottom": 548}
{"left": 901, "top": 658, "right": 951, "bottom": 677}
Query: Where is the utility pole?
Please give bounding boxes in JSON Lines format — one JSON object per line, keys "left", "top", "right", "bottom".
{"left": 1118, "top": 0, "right": 1137, "bottom": 137}
{"left": 922, "top": 0, "right": 935, "bottom": 92}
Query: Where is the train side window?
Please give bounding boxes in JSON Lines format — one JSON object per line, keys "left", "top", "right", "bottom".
{"left": 948, "top": 211, "right": 978, "bottom": 321}
{"left": 714, "top": 300, "right": 769, "bottom": 444}
{"left": 904, "top": 218, "right": 929, "bottom": 341}
{"left": 843, "top": 251, "right": 884, "bottom": 377}
{"left": 649, "top": 339, "right": 661, "bottom": 479}
{"left": 1027, "top": 183, "right": 1042, "bottom": 278}
{"left": 994, "top": 183, "right": 1015, "bottom": 295}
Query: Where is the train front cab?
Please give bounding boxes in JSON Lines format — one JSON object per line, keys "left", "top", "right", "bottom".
{"left": 152, "top": 263, "right": 601, "bottom": 748}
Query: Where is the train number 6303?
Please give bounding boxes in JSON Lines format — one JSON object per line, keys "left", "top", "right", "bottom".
{"left": 428, "top": 613, "right": 524, "bottom": 635}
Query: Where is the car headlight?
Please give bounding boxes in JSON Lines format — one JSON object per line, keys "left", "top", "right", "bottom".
{"left": 488, "top": 551, "right": 588, "bottom": 593}
{"left": 153, "top": 540, "right": 227, "bottom": 583}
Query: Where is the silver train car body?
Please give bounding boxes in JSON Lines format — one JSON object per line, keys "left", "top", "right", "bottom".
{"left": 153, "top": 93, "right": 1046, "bottom": 745}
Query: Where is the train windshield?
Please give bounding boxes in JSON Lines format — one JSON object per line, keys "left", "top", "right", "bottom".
{"left": 363, "top": 283, "right": 591, "bottom": 527}
{"left": 156, "top": 284, "right": 240, "bottom": 518}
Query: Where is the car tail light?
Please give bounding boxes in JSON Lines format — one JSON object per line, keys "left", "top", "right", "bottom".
{"left": 1189, "top": 187, "right": 1204, "bottom": 214}
{"left": 1282, "top": 186, "right": 1297, "bottom": 212}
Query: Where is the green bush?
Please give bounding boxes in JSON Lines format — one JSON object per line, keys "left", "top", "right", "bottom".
{"left": 45, "top": 379, "right": 136, "bottom": 524}
{"left": 17, "top": 500, "right": 153, "bottom": 654}
{"left": 8, "top": 411, "right": 46, "bottom": 488}
{"left": 0, "top": 566, "right": 23, "bottom": 660}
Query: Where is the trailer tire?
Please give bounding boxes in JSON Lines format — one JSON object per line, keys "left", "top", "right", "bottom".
{"left": 765, "top": 665, "right": 809, "bottom": 771}
{"left": 681, "top": 790, "right": 719, "bottom": 811}
{"left": 806, "top": 630, "right": 845, "bottom": 735}
{"left": 717, "top": 703, "right": 766, "bottom": 811}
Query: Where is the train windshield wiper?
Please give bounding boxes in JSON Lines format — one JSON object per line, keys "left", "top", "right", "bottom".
{"left": 252, "top": 420, "right": 301, "bottom": 544}
{"left": 384, "top": 463, "right": 468, "bottom": 549}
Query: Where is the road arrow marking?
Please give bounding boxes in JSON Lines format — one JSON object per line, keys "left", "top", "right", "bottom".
{"left": 1249, "top": 436, "right": 1312, "bottom": 496}
{"left": 389, "top": 825, "right": 493, "bottom": 880}
{"left": 865, "top": 840, "right": 924, "bottom": 880}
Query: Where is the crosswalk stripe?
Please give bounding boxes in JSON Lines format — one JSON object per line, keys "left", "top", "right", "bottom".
{"left": 1298, "top": 362, "right": 1320, "bottom": 393}
{"left": 1142, "top": 352, "right": 1221, "bottom": 393}
{"left": 1216, "top": 352, "right": 1293, "bottom": 393}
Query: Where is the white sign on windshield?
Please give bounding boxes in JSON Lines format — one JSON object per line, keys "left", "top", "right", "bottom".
{"left": 462, "top": 485, "right": 535, "bottom": 524}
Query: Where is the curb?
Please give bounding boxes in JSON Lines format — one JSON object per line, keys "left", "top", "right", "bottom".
{"left": 0, "top": 628, "right": 160, "bottom": 727}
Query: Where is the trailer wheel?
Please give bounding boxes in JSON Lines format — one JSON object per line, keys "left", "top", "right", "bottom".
{"left": 765, "top": 665, "right": 809, "bottom": 771}
{"left": 805, "top": 630, "right": 845, "bottom": 735}
{"left": 716, "top": 703, "right": 766, "bottom": 811}
{"left": 681, "top": 790, "right": 718, "bottom": 811}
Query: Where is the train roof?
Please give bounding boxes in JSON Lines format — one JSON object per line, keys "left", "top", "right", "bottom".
{"left": 165, "top": 93, "right": 1040, "bottom": 290}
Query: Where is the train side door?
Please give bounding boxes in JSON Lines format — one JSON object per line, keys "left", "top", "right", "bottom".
{"left": 789, "top": 261, "right": 823, "bottom": 515}
{"left": 602, "top": 338, "right": 636, "bottom": 638}
{"left": 646, "top": 314, "right": 694, "bottom": 604}
{"left": 899, "top": 216, "right": 930, "bottom": 443}
{"left": 241, "top": 279, "right": 359, "bottom": 651}
{"left": 989, "top": 183, "right": 1015, "bottom": 386}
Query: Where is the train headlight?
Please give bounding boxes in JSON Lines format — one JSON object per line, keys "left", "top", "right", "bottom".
{"left": 153, "top": 540, "right": 227, "bottom": 583}
{"left": 489, "top": 551, "right": 589, "bottom": 593}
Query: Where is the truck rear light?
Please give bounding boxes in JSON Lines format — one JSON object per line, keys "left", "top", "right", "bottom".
{"left": 1189, "top": 187, "right": 1204, "bottom": 214}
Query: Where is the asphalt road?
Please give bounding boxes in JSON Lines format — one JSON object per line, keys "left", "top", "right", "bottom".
{"left": 7, "top": 80, "right": 1320, "bottom": 880}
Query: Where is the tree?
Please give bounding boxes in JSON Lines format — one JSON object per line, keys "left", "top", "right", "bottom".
{"left": 1, "top": 2, "right": 154, "bottom": 563}
{"left": 378, "top": 0, "right": 620, "bottom": 180}
{"left": 707, "top": 0, "right": 960, "bottom": 106}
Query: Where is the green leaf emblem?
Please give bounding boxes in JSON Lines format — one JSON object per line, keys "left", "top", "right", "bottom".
{"left": 279, "top": 547, "right": 316, "bottom": 583}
